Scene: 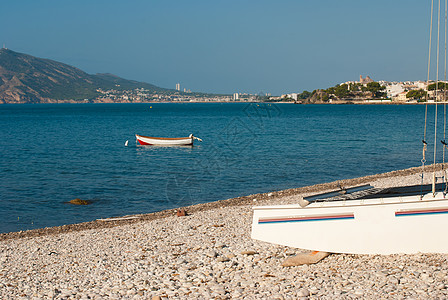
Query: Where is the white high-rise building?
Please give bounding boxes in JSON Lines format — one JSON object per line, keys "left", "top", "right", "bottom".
{"left": 233, "top": 93, "right": 239, "bottom": 100}
{"left": 176, "top": 83, "right": 181, "bottom": 91}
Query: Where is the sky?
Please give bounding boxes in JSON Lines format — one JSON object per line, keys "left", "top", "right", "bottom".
{"left": 0, "top": 0, "right": 435, "bottom": 95}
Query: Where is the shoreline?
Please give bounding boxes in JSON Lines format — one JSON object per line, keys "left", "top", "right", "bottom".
{"left": 2, "top": 164, "right": 448, "bottom": 299}
{"left": 0, "top": 100, "right": 440, "bottom": 105}
{"left": 0, "top": 163, "right": 440, "bottom": 241}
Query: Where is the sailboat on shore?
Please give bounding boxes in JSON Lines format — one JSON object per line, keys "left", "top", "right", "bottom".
{"left": 252, "top": 181, "right": 448, "bottom": 254}
{"left": 252, "top": 1, "right": 448, "bottom": 255}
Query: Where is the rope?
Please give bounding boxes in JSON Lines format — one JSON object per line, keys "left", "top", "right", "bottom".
{"left": 423, "top": 0, "right": 434, "bottom": 195}
{"left": 433, "top": 0, "right": 442, "bottom": 196}
{"left": 444, "top": 0, "right": 448, "bottom": 193}
{"left": 421, "top": 140, "right": 427, "bottom": 196}
{"left": 425, "top": 0, "right": 434, "bottom": 152}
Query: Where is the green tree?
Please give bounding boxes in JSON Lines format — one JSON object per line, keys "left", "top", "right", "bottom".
{"left": 298, "top": 90, "right": 311, "bottom": 99}
{"left": 334, "top": 84, "right": 349, "bottom": 98}
{"left": 349, "top": 83, "right": 362, "bottom": 92}
{"left": 427, "top": 81, "right": 447, "bottom": 90}
{"left": 406, "top": 89, "right": 427, "bottom": 100}
{"left": 366, "top": 82, "right": 386, "bottom": 98}
{"left": 325, "top": 87, "right": 336, "bottom": 94}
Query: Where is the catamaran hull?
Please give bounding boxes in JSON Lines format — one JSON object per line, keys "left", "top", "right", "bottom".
{"left": 252, "top": 192, "right": 448, "bottom": 254}
{"left": 136, "top": 134, "right": 193, "bottom": 146}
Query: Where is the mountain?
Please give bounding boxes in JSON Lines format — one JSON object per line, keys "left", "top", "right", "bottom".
{"left": 0, "top": 48, "right": 169, "bottom": 103}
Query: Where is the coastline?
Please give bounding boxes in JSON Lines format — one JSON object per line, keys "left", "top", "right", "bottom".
{"left": 0, "top": 164, "right": 434, "bottom": 241}
{"left": 2, "top": 165, "right": 448, "bottom": 299}
{"left": 0, "top": 100, "right": 441, "bottom": 105}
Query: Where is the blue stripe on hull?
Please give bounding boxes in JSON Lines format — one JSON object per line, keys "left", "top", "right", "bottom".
{"left": 259, "top": 215, "right": 354, "bottom": 224}
{"left": 396, "top": 210, "right": 448, "bottom": 217}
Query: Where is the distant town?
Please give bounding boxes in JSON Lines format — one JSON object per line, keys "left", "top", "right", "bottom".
{"left": 280, "top": 75, "right": 444, "bottom": 104}
{"left": 94, "top": 83, "right": 264, "bottom": 103}
{"left": 95, "top": 75, "right": 444, "bottom": 104}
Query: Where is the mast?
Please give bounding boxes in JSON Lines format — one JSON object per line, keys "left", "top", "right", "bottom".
{"left": 430, "top": 0, "right": 448, "bottom": 196}
{"left": 423, "top": 0, "right": 434, "bottom": 197}
{"left": 433, "top": 0, "right": 441, "bottom": 196}
{"left": 443, "top": 0, "right": 448, "bottom": 192}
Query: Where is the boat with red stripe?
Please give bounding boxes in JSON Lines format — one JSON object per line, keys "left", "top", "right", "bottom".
{"left": 135, "top": 134, "right": 202, "bottom": 146}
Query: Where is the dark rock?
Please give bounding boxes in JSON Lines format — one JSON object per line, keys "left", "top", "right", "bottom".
{"left": 69, "top": 198, "right": 91, "bottom": 205}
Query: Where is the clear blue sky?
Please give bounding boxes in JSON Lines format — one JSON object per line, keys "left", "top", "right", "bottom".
{"left": 0, "top": 0, "right": 432, "bottom": 95}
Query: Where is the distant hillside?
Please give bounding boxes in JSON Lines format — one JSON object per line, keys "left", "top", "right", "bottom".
{"left": 92, "top": 73, "right": 167, "bottom": 93}
{"left": 0, "top": 48, "right": 169, "bottom": 103}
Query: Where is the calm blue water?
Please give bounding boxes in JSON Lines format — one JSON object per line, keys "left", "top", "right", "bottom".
{"left": 0, "top": 103, "right": 443, "bottom": 233}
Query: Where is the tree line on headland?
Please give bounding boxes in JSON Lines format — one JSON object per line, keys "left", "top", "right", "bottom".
{"left": 288, "top": 81, "right": 446, "bottom": 104}
{"left": 288, "top": 82, "right": 387, "bottom": 103}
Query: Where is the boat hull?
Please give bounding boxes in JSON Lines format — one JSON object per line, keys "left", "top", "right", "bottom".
{"left": 252, "top": 192, "right": 448, "bottom": 254}
{"left": 136, "top": 134, "right": 193, "bottom": 146}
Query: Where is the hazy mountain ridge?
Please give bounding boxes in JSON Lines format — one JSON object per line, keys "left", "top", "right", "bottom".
{"left": 0, "top": 49, "right": 169, "bottom": 103}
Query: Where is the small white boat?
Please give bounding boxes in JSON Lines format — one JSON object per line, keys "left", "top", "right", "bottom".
{"left": 135, "top": 134, "right": 202, "bottom": 146}
{"left": 251, "top": 183, "right": 448, "bottom": 254}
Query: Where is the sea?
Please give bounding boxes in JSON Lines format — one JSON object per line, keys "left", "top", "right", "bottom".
{"left": 0, "top": 102, "right": 444, "bottom": 233}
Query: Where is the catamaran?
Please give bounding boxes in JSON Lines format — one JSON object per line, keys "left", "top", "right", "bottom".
{"left": 252, "top": 1, "right": 448, "bottom": 255}
{"left": 252, "top": 182, "right": 448, "bottom": 254}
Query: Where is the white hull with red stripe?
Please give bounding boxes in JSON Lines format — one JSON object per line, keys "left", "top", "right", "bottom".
{"left": 136, "top": 134, "right": 200, "bottom": 146}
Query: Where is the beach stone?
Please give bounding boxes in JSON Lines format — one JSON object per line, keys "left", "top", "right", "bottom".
{"left": 206, "top": 250, "right": 218, "bottom": 258}
{"left": 282, "top": 251, "right": 330, "bottom": 267}
{"left": 241, "top": 250, "right": 258, "bottom": 255}
{"left": 434, "top": 271, "right": 445, "bottom": 279}
{"left": 421, "top": 273, "right": 431, "bottom": 281}
{"left": 176, "top": 209, "right": 186, "bottom": 217}
{"left": 217, "top": 257, "right": 230, "bottom": 263}
{"left": 353, "top": 289, "right": 364, "bottom": 296}
{"left": 297, "top": 288, "right": 310, "bottom": 297}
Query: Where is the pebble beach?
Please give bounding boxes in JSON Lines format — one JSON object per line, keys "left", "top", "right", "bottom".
{"left": 2, "top": 166, "right": 448, "bottom": 299}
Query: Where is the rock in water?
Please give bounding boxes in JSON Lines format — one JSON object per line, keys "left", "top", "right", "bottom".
{"left": 281, "top": 251, "right": 330, "bottom": 267}
{"left": 69, "top": 198, "right": 91, "bottom": 205}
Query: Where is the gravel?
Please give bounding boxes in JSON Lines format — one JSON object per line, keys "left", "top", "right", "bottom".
{"left": 1, "top": 165, "right": 448, "bottom": 299}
